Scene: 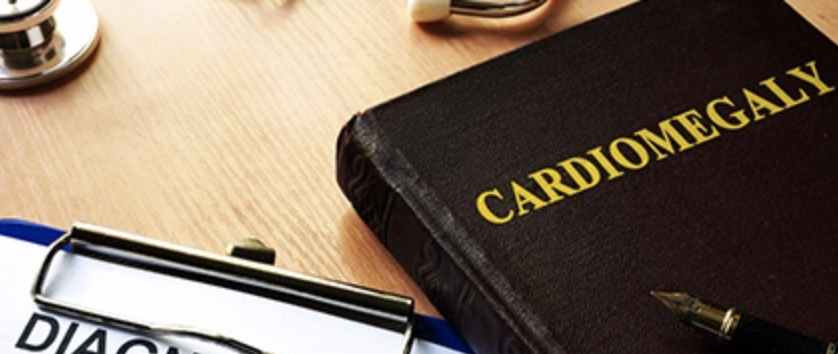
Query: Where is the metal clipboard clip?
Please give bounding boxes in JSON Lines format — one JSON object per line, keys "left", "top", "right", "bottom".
{"left": 31, "top": 222, "right": 416, "bottom": 354}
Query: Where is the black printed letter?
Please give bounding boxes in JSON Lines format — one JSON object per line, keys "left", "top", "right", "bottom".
{"left": 71, "top": 329, "right": 106, "bottom": 354}
{"left": 16, "top": 314, "right": 59, "bottom": 352}
{"left": 117, "top": 339, "right": 157, "bottom": 354}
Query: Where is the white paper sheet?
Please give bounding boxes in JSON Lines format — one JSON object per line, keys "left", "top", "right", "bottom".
{"left": 0, "top": 236, "right": 464, "bottom": 354}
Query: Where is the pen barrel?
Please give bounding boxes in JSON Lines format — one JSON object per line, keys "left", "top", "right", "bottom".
{"left": 731, "top": 314, "right": 829, "bottom": 354}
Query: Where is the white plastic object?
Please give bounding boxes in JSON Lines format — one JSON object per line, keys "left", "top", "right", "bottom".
{"left": 407, "top": 0, "right": 451, "bottom": 22}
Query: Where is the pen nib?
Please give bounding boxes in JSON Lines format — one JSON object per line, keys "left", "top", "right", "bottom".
{"left": 651, "top": 291, "right": 694, "bottom": 322}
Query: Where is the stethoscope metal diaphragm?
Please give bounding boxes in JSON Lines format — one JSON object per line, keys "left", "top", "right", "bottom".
{"left": 0, "top": 0, "right": 100, "bottom": 90}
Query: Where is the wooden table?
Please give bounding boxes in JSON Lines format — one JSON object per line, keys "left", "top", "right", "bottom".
{"left": 2, "top": 0, "right": 836, "bottom": 317}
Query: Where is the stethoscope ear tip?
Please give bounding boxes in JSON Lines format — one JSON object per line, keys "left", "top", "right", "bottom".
{"left": 408, "top": 0, "right": 452, "bottom": 23}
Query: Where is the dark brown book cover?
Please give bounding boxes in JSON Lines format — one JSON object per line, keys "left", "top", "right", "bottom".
{"left": 336, "top": 1, "right": 838, "bottom": 353}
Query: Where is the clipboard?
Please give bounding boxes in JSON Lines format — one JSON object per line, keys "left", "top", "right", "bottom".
{"left": 0, "top": 219, "right": 473, "bottom": 354}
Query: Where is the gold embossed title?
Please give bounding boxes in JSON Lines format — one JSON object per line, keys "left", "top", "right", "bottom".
{"left": 476, "top": 60, "right": 835, "bottom": 225}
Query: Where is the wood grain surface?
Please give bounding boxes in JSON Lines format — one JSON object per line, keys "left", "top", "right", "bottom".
{"left": 1, "top": 0, "right": 836, "bottom": 317}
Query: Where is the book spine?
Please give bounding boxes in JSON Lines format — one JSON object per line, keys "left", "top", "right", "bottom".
{"left": 337, "top": 117, "right": 531, "bottom": 354}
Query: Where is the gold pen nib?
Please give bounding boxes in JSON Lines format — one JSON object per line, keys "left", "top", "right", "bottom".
{"left": 651, "top": 291, "right": 695, "bottom": 322}
{"left": 651, "top": 291, "right": 740, "bottom": 339}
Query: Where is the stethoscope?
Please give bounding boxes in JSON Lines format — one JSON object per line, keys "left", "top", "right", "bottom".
{"left": 0, "top": 0, "right": 99, "bottom": 90}
{"left": 409, "top": 0, "right": 547, "bottom": 22}
{"left": 0, "top": 0, "right": 545, "bottom": 90}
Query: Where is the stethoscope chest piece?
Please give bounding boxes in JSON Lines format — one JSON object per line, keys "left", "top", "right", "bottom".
{"left": 0, "top": 0, "right": 99, "bottom": 90}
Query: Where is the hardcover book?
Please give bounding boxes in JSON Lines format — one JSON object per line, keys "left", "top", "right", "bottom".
{"left": 336, "top": 1, "right": 838, "bottom": 353}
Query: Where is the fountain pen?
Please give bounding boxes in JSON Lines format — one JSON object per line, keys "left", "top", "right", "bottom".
{"left": 652, "top": 291, "right": 836, "bottom": 354}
